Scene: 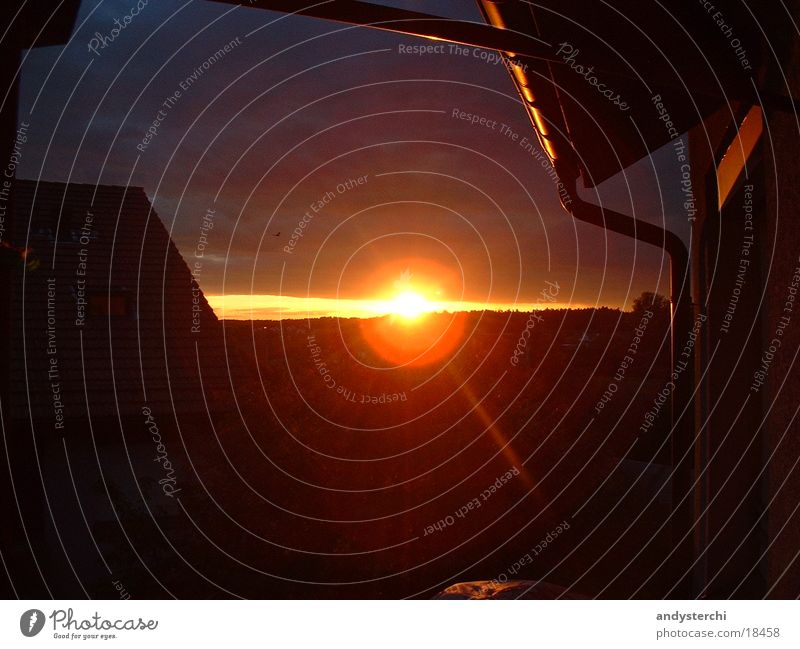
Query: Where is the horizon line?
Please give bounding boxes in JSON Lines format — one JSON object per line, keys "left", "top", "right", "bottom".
{"left": 205, "top": 294, "right": 609, "bottom": 320}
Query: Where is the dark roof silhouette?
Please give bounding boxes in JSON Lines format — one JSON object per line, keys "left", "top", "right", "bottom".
{"left": 9, "top": 180, "right": 226, "bottom": 420}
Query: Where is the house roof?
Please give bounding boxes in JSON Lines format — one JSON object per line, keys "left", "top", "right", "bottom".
{"left": 479, "top": 0, "right": 787, "bottom": 186}
{"left": 9, "top": 180, "right": 227, "bottom": 420}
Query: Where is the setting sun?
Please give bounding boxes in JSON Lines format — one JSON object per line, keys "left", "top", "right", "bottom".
{"left": 390, "top": 291, "right": 430, "bottom": 320}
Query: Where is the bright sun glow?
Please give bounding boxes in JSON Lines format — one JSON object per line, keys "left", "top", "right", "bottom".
{"left": 390, "top": 291, "right": 430, "bottom": 320}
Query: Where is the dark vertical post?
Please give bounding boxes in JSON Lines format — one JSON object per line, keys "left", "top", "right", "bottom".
{"left": 670, "top": 247, "right": 696, "bottom": 598}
